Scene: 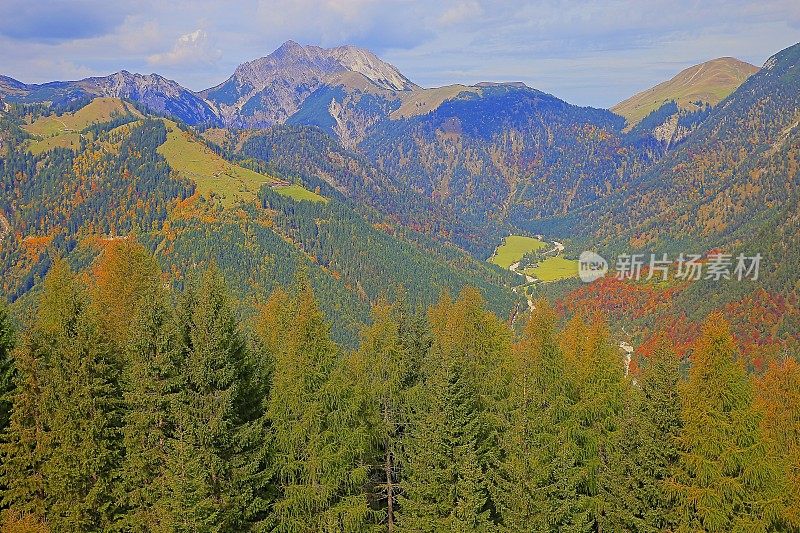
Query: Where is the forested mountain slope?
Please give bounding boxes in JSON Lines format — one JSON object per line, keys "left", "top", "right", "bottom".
{"left": 550, "top": 42, "right": 800, "bottom": 271}
{"left": 222, "top": 84, "right": 666, "bottom": 255}
{"left": 538, "top": 43, "right": 800, "bottom": 363}
{"left": 360, "top": 85, "right": 662, "bottom": 233}
{"left": 0, "top": 101, "right": 517, "bottom": 344}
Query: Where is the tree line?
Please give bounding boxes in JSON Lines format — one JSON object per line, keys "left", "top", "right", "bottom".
{"left": 0, "top": 240, "right": 797, "bottom": 532}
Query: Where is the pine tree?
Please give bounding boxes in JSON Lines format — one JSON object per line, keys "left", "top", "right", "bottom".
{"left": 0, "top": 303, "right": 15, "bottom": 437}
{"left": 350, "top": 295, "right": 422, "bottom": 531}
{"left": 399, "top": 342, "right": 491, "bottom": 532}
{"left": 267, "top": 277, "right": 375, "bottom": 532}
{"left": 606, "top": 336, "right": 683, "bottom": 532}
{"left": 164, "top": 266, "right": 266, "bottom": 531}
{"left": 560, "top": 313, "right": 627, "bottom": 531}
{"left": 253, "top": 287, "right": 291, "bottom": 366}
{"left": 0, "top": 303, "right": 16, "bottom": 521}
{"left": 42, "top": 294, "right": 123, "bottom": 530}
{"left": 117, "top": 284, "right": 184, "bottom": 532}
{"left": 672, "top": 313, "right": 782, "bottom": 532}
{"left": 1, "top": 260, "right": 123, "bottom": 530}
{"left": 398, "top": 289, "right": 511, "bottom": 532}
{"left": 497, "top": 300, "right": 580, "bottom": 531}
{"left": 90, "top": 239, "right": 162, "bottom": 347}
{"left": 0, "top": 310, "right": 47, "bottom": 520}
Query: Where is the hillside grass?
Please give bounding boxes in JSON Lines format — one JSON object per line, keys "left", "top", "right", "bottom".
{"left": 23, "top": 98, "right": 137, "bottom": 136}
{"left": 158, "top": 120, "right": 324, "bottom": 206}
{"left": 611, "top": 58, "right": 758, "bottom": 127}
{"left": 27, "top": 133, "right": 81, "bottom": 155}
{"left": 273, "top": 184, "right": 326, "bottom": 202}
{"left": 489, "top": 235, "right": 546, "bottom": 269}
{"left": 391, "top": 85, "right": 479, "bottom": 119}
{"left": 524, "top": 256, "right": 579, "bottom": 282}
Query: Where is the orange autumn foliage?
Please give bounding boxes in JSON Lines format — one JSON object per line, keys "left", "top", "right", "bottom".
{"left": 91, "top": 239, "right": 162, "bottom": 343}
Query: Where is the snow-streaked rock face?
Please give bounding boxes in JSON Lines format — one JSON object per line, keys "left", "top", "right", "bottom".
{"left": 201, "top": 40, "right": 416, "bottom": 128}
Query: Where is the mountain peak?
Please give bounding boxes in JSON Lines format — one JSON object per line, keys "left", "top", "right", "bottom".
{"left": 201, "top": 40, "right": 417, "bottom": 127}
{"left": 271, "top": 40, "right": 306, "bottom": 58}
{"left": 327, "top": 45, "right": 416, "bottom": 91}
{"left": 612, "top": 56, "right": 759, "bottom": 127}
{"left": 277, "top": 39, "right": 302, "bottom": 50}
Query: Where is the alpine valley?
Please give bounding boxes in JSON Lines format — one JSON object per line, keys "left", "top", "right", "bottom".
{"left": 0, "top": 35, "right": 799, "bottom": 532}
{"left": 3, "top": 40, "right": 797, "bottom": 349}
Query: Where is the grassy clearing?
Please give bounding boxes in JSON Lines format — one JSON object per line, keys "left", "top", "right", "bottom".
{"left": 23, "top": 98, "right": 136, "bottom": 136}
{"left": 391, "top": 85, "right": 479, "bottom": 119}
{"left": 27, "top": 133, "right": 81, "bottom": 155}
{"left": 524, "top": 256, "right": 579, "bottom": 282}
{"left": 273, "top": 184, "right": 326, "bottom": 203}
{"left": 489, "top": 235, "right": 546, "bottom": 269}
{"left": 158, "top": 121, "right": 323, "bottom": 206}
{"left": 22, "top": 98, "right": 140, "bottom": 155}
{"left": 158, "top": 121, "right": 272, "bottom": 207}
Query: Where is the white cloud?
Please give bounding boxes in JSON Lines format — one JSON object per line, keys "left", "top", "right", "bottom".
{"left": 117, "top": 18, "right": 163, "bottom": 54}
{"left": 439, "top": 1, "right": 483, "bottom": 26}
{"left": 253, "top": 0, "right": 435, "bottom": 50}
{"left": 31, "top": 58, "right": 97, "bottom": 81}
{"left": 148, "top": 29, "right": 221, "bottom": 67}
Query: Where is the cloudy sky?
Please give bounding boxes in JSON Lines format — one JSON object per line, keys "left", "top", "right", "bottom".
{"left": 1, "top": 0, "right": 798, "bottom": 107}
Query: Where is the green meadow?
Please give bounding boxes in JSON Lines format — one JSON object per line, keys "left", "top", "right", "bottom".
{"left": 158, "top": 121, "right": 324, "bottom": 206}
{"left": 524, "top": 256, "right": 579, "bottom": 282}
{"left": 490, "top": 235, "right": 578, "bottom": 282}
{"left": 489, "top": 235, "right": 546, "bottom": 269}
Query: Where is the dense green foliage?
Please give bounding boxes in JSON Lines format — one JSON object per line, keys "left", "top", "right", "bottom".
{"left": 0, "top": 117, "right": 194, "bottom": 299}
{"left": 0, "top": 249, "right": 795, "bottom": 531}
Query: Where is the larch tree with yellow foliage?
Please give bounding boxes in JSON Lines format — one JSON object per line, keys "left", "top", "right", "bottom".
{"left": 754, "top": 355, "right": 800, "bottom": 530}
{"left": 672, "top": 313, "right": 782, "bottom": 532}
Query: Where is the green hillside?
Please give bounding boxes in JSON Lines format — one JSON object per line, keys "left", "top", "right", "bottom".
{"left": 611, "top": 57, "right": 759, "bottom": 127}
{"left": 0, "top": 99, "right": 516, "bottom": 344}
{"left": 157, "top": 120, "right": 324, "bottom": 206}
{"left": 22, "top": 97, "right": 138, "bottom": 136}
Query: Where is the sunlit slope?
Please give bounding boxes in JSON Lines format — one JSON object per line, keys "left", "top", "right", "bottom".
{"left": 157, "top": 120, "right": 324, "bottom": 205}
{"left": 22, "top": 97, "right": 139, "bottom": 154}
{"left": 22, "top": 97, "right": 139, "bottom": 136}
{"left": 612, "top": 57, "right": 758, "bottom": 127}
